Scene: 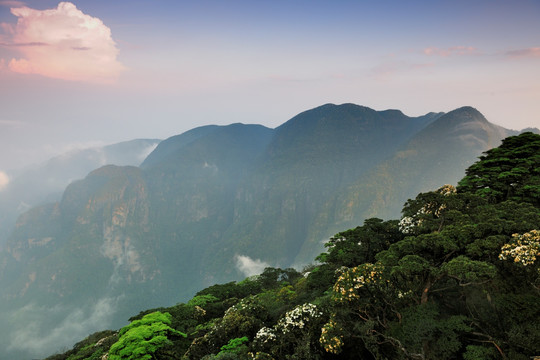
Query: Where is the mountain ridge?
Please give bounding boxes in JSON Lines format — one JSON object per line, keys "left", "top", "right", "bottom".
{"left": 0, "top": 103, "right": 527, "bottom": 359}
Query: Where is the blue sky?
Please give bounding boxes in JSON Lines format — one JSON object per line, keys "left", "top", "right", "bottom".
{"left": 0, "top": 0, "right": 539, "bottom": 178}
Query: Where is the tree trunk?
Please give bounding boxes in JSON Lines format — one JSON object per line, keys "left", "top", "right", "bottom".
{"left": 421, "top": 278, "right": 432, "bottom": 304}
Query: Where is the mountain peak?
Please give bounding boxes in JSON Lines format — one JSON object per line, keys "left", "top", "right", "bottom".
{"left": 409, "top": 106, "right": 512, "bottom": 152}
{"left": 445, "top": 106, "right": 488, "bottom": 123}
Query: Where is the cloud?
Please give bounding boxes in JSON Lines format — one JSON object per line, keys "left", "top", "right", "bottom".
{"left": 423, "top": 46, "right": 477, "bottom": 57}
{"left": 505, "top": 47, "right": 540, "bottom": 59}
{"left": 0, "top": 0, "right": 25, "bottom": 7}
{"left": 5, "top": 2, "right": 125, "bottom": 83}
{"left": 6, "top": 297, "right": 119, "bottom": 357}
{"left": 138, "top": 143, "right": 159, "bottom": 163}
{"left": 0, "top": 171, "right": 9, "bottom": 190}
{"left": 235, "top": 254, "right": 269, "bottom": 277}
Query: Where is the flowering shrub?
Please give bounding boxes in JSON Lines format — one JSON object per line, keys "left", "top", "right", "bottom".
{"left": 276, "top": 303, "right": 323, "bottom": 334}
{"left": 332, "top": 263, "right": 387, "bottom": 303}
{"left": 499, "top": 230, "right": 540, "bottom": 266}
{"left": 399, "top": 215, "right": 417, "bottom": 234}
{"left": 399, "top": 185, "right": 456, "bottom": 234}
{"left": 319, "top": 319, "right": 344, "bottom": 354}
{"left": 438, "top": 184, "right": 457, "bottom": 196}
{"left": 253, "top": 303, "right": 323, "bottom": 342}
{"left": 248, "top": 351, "right": 274, "bottom": 359}
{"left": 254, "top": 327, "right": 276, "bottom": 345}
{"left": 253, "top": 303, "right": 324, "bottom": 359}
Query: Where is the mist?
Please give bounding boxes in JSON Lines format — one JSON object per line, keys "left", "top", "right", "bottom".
{"left": 2, "top": 296, "right": 121, "bottom": 359}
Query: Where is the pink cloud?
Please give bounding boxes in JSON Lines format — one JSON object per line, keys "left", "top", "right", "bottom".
{"left": 0, "top": 171, "right": 9, "bottom": 191}
{"left": 505, "top": 47, "right": 540, "bottom": 59}
{"left": 423, "top": 46, "right": 477, "bottom": 57}
{"left": 5, "top": 2, "right": 125, "bottom": 83}
{"left": 0, "top": 1, "right": 26, "bottom": 7}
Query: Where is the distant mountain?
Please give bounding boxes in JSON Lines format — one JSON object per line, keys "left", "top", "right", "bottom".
{"left": 0, "top": 104, "right": 525, "bottom": 359}
{"left": 0, "top": 139, "right": 161, "bottom": 247}
{"left": 521, "top": 127, "right": 540, "bottom": 134}
{"left": 218, "top": 104, "right": 441, "bottom": 269}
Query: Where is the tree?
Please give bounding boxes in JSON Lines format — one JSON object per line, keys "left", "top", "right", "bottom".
{"left": 458, "top": 132, "right": 540, "bottom": 206}
{"left": 320, "top": 182, "right": 540, "bottom": 359}
{"left": 108, "top": 311, "right": 186, "bottom": 360}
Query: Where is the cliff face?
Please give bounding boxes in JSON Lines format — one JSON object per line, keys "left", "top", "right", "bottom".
{"left": 0, "top": 104, "right": 521, "bottom": 360}
{"left": 0, "top": 138, "right": 161, "bottom": 248}
{"left": 1, "top": 166, "right": 156, "bottom": 305}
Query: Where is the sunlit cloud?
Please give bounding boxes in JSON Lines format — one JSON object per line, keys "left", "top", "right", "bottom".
{"left": 4, "top": 2, "right": 125, "bottom": 83}
{"left": 423, "top": 46, "right": 477, "bottom": 57}
{"left": 0, "top": 171, "right": 9, "bottom": 190}
{"left": 505, "top": 47, "right": 540, "bottom": 59}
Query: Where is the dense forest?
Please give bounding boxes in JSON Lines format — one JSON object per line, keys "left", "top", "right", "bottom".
{"left": 46, "top": 132, "right": 539, "bottom": 360}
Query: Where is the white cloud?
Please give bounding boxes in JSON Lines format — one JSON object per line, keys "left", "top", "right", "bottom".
{"left": 235, "top": 254, "right": 269, "bottom": 277}
{"left": 6, "top": 2, "right": 125, "bottom": 83}
{"left": 0, "top": 171, "right": 9, "bottom": 190}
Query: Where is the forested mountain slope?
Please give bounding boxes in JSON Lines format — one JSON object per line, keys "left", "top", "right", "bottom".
{"left": 46, "top": 132, "right": 540, "bottom": 360}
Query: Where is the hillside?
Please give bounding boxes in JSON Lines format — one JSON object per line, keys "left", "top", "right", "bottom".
{"left": 0, "top": 104, "right": 525, "bottom": 359}
{"left": 45, "top": 132, "right": 540, "bottom": 360}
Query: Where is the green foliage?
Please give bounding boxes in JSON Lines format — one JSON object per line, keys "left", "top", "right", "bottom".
{"left": 458, "top": 132, "right": 540, "bottom": 205}
{"left": 109, "top": 312, "right": 186, "bottom": 360}
{"left": 219, "top": 336, "right": 249, "bottom": 354}
{"left": 187, "top": 294, "right": 220, "bottom": 308}
{"left": 463, "top": 345, "right": 498, "bottom": 360}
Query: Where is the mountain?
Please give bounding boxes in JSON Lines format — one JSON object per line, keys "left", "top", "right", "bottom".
{"left": 0, "top": 139, "right": 161, "bottom": 247}
{"left": 0, "top": 104, "right": 523, "bottom": 359}
{"left": 44, "top": 131, "right": 540, "bottom": 360}
{"left": 296, "top": 106, "right": 516, "bottom": 263}
{"left": 217, "top": 104, "right": 440, "bottom": 268}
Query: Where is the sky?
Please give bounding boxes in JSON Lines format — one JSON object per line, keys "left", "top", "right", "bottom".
{"left": 0, "top": 0, "right": 539, "bottom": 180}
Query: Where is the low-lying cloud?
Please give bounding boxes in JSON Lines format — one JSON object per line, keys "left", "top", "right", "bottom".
{"left": 138, "top": 143, "right": 159, "bottom": 164}
{"left": 235, "top": 254, "right": 269, "bottom": 277}
{"left": 4, "top": 2, "right": 125, "bottom": 83}
{"left": 6, "top": 297, "right": 119, "bottom": 358}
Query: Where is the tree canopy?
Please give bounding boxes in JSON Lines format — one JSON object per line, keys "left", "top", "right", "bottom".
{"left": 458, "top": 132, "right": 540, "bottom": 206}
